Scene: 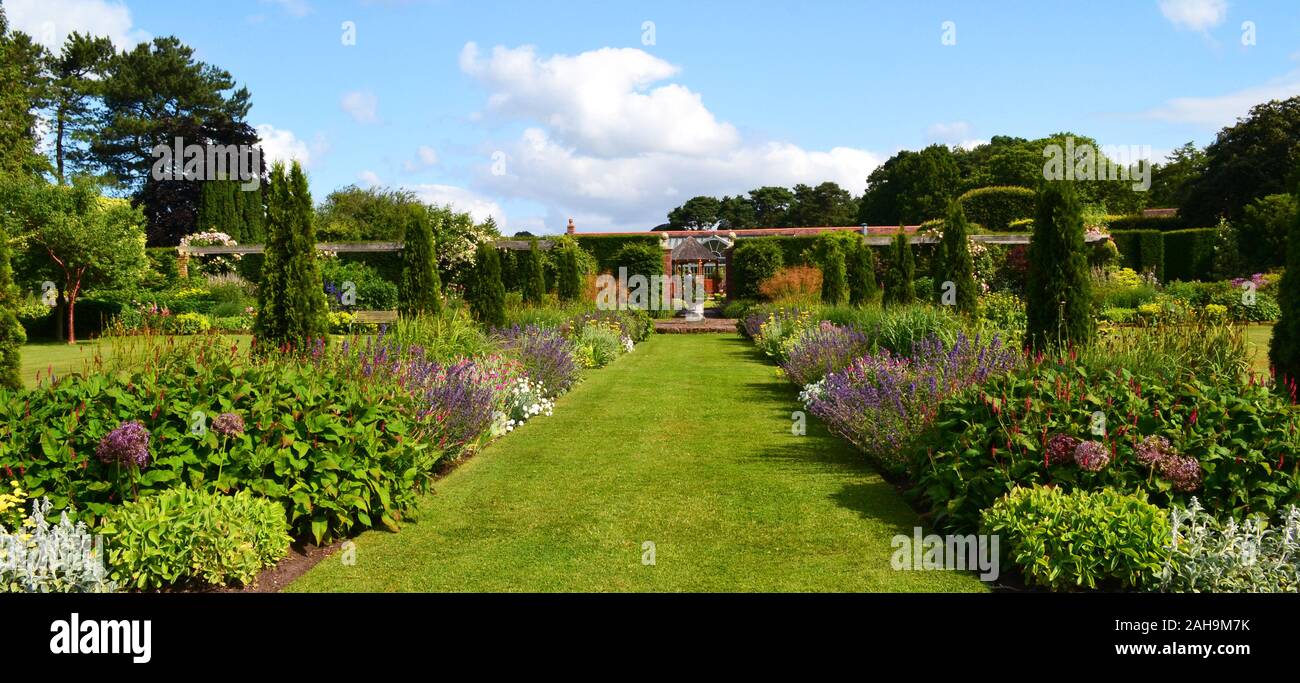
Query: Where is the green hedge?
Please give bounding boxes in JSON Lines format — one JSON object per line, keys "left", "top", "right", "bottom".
{"left": 1104, "top": 214, "right": 1186, "bottom": 232}
{"left": 573, "top": 235, "right": 660, "bottom": 272}
{"left": 958, "top": 186, "right": 1036, "bottom": 231}
{"left": 1110, "top": 230, "right": 1165, "bottom": 281}
{"left": 1162, "top": 228, "right": 1218, "bottom": 282}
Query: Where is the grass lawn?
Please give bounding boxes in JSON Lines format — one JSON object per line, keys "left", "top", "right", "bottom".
{"left": 19, "top": 335, "right": 254, "bottom": 387}
{"left": 1245, "top": 323, "right": 1273, "bottom": 375}
{"left": 289, "top": 333, "right": 986, "bottom": 592}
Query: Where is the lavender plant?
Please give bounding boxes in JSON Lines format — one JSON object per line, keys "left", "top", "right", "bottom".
{"left": 780, "top": 321, "right": 872, "bottom": 386}
{"left": 801, "top": 332, "right": 1020, "bottom": 473}
{"left": 496, "top": 324, "right": 581, "bottom": 396}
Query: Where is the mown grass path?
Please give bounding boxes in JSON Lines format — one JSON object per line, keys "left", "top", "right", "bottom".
{"left": 289, "top": 334, "right": 986, "bottom": 592}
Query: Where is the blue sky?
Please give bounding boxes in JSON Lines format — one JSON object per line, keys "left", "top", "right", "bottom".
{"left": 8, "top": 0, "right": 1300, "bottom": 232}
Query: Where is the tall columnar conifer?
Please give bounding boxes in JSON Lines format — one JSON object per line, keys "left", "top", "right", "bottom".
{"left": 0, "top": 221, "right": 25, "bottom": 390}
{"left": 883, "top": 231, "right": 915, "bottom": 306}
{"left": 254, "top": 162, "right": 330, "bottom": 352}
{"left": 399, "top": 205, "right": 441, "bottom": 316}
{"left": 846, "top": 239, "right": 879, "bottom": 306}
{"left": 1025, "top": 181, "right": 1093, "bottom": 352}
{"left": 1269, "top": 183, "right": 1300, "bottom": 390}
{"left": 820, "top": 242, "right": 848, "bottom": 304}
{"left": 557, "top": 243, "right": 582, "bottom": 301}
{"left": 523, "top": 239, "right": 546, "bottom": 304}
{"left": 468, "top": 242, "right": 506, "bottom": 328}
{"left": 937, "top": 201, "right": 978, "bottom": 314}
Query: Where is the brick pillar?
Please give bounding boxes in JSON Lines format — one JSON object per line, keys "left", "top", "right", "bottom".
{"left": 177, "top": 248, "right": 189, "bottom": 278}
{"left": 661, "top": 238, "right": 674, "bottom": 299}
{"left": 724, "top": 245, "right": 734, "bottom": 300}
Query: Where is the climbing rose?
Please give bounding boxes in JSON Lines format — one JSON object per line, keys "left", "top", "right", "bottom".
{"left": 96, "top": 421, "right": 151, "bottom": 468}
{"left": 1073, "top": 440, "right": 1110, "bottom": 472}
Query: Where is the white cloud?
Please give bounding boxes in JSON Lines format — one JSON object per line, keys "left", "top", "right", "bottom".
{"left": 1158, "top": 0, "right": 1228, "bottom": 32}
{"left": 926, "top": 121, "right": 971, "bottom": 143}
{"left": 403, "top": 145, "right": 439, "bottom": 172}
{"left": 260, "top": 0, "right": 312, "bottom": 18}
{"left": 409, "top": 184, "right": 505, "bottom": 225}
{"left": 255, "top": 123, "right": 315, "bottom": 168}
{"left": 1138, "top": 70, "right": 1300, "bottom": 127}
{"left": 340, "top": 91, "right": 379, "bottom": 125}
{"left": 5, "top": 0, "right": 150, "bottom": 49}
{"left": 461, "top": 43, "right": 883, "bottom": 229}
{"left": 478, "top": 127, "right": 881, "bottom": 229}
{"left": 358, "top": 170, "right": 382, "bottom": 188}
{"left": 460, "top": 42, "right": 740, "bottom": 158}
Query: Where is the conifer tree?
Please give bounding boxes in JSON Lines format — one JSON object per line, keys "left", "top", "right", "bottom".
{"left": 254, "top": 162, "right": 330, "bottom": 351}
{"left": 846, "top": 239, "right": 879, "bottom": 306}
{"left": 937, "top": 201, "right": 978, "bottom": 314}
{"left": 820, "top": 242, "right": 848, "bottom": 304}
{"left": 468, "top": 242, "right": 506, "bottom": 328}
{"left": 557, "top": 243, "right": 582, "bottom": 301}
{"left": 399, "top": 205, "right": 441, "bottom": 316}
{"left": 1025, "top": 181, "right": 1093, "bottom": 352}
{"left": 1269, "top": 184, "right": 1300, "bottom": 390}
{"left": 883, "top": 231, "right": 915, "bottom": 306}
{"left": 522, "top": 239, "right": 546, "bottom": 304}
{"left": 0, "top": 220, "right": 25, "bottom": 390}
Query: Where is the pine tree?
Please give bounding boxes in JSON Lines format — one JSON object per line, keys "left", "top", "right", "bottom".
{"left": 522, "top": 239, "right": 546, "bottom": 304}
{"left": 0, "top": 220, "right": 26, "bottom": 390}
{"left": 468, "top": 243, "right": 506, "bottom": 328}
{"left": 1270, "top": 185, "right": 1300, "bottom": 390}
{"left": 254, "top": 162, "right": 330, "bottom": 352}
{"left": 820, "top": 242, "right": 848, "bottom": 304}
{"left": 399, "top": 205, "right": 442, "bottom": 316}
{"left": 1025, "top": 181, "right": 1093, "bottom": 353}
{"left": 883, "top": 231, "right": 915, "bottom": 306}
{"left": 937, "top": 201, "right": 978, "bottom": 314}
{"left": 557, "top": 243, "right": 582, "bottom": 301}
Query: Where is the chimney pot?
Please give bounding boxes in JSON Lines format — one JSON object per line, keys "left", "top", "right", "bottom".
{"left": 566, "top": 218, "right": 575, "bottom": 235}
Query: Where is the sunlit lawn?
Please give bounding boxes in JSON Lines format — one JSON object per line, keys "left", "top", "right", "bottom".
{"left": 1245, "top": 323, "right": 1273, "bottom": 375}
{"left": 18, "top": 335, "right": 254, "bottom": 387}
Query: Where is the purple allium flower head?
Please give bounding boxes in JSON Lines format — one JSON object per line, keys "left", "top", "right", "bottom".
{"left": 212, "top": 412, "right": 246, "bottom": 437}
{"left": 1073, "top": 440, "right": 1111, "bottom": 472}
{"left": 1135, "top": 435, "right": 1173, "bottom": 467}
{"left": 1045, "top": 433, "right": 1081, "bottom": 466}
{"left": 96, "top": 420, "right": 151, "bottom": 468}
{"left": 1160, "top": 455, "right": 1203, "bottom": 492}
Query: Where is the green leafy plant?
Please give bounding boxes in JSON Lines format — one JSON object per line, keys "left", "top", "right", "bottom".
{"left": 982, "top": 485, "right": 1170, "bottom": 591}
{"left": 1160, "top": 498, "right": 1300, "bottom": 593}
{"left": 100, "top": 487, "right": 290, "bottom": 590}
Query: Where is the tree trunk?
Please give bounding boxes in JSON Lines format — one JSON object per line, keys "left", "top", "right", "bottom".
{"left": 66, "top": 279, "right": 80, "bottom": 345}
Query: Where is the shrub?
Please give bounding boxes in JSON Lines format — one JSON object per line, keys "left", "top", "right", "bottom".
{"left": 467, "top": 243, "right": 507, "bottom": 328}
{"left": 935, "top": 201, "right": 977, "bottom": 313}
{"left": 958, "top": 186, "right": 1036, "bottom": 231}
{"left": 883, "top": 232, "right": 915, "bottom": 306}
{"left": 1162, "top": 228, "right": 1218, "bottom": 282}
{"left": 572, "top": 320, "right": 625, "bottom": 368}
{"left": 495, "top": 324, "right": 581, "bottom": 396}
{"left": 1099, "top": 307, "right": 1137, "bottom": 324}
{"left": 976, "top": 291, "right": 1027, "bottom": 338}
{"left": 522, "top": 240, "right": 547, "bottom": 304}
{"left": 1238, "top": 194, "right": 1296, "bottom": 272}
{"left": 611, "top": 242, "right": 664, "bottom": 282}
{"left": 780, "top": 322, "right": 872, "bottom": 386}
{"left": 399, "top": 205, "right": 442, "bottom": 316}
{"left": 1271, "top": 189, "right": 1300, "bottom": 389}
{"left": 731, "top": 239, "right": 784, "bottom": 300}
{"left": 819, "top": 243, "right": 848, "bottom": 305}
{"left": 1103, "top": 213, "right": 1186, "bottom": 232}
{"left": 1110, "top": 230, "right": 1165, "bottom": 281}
{"left": 1026, "top": 182, "right": 1093, "bottom": 352}
{"left": 1, "top": 497, "right": 115, "bottom": 593}
{"left": 801, "top": 332, "right": 1019, "bottom": 474}
{"left": 913, "top": 358, "right": 1300, "bottom": 534}
{"left": 100, "top": 488, "right": 290, "bottom": 590}
{"left": 846, "top": 239, "right": 880, "bottom": 305}
{"left": 0, "top": 221, "right": 24, "bottom": 390}
{"left": 758, "top": 266, "right": 821, "bottom": 304}
{"left": 1161, "top": 499, "right": 1300, "bottom": 593}
{"left": 165, "top": 312, "right": 211, "bottom": 335}
{"left": 254, "top": 162, "right": 331, "bottom": 352}
{"left": 556, "top": 243, "right": 583, "bottom": 301}
{"left": 981, "top": 486, "right": 1169, "bottom": 591}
